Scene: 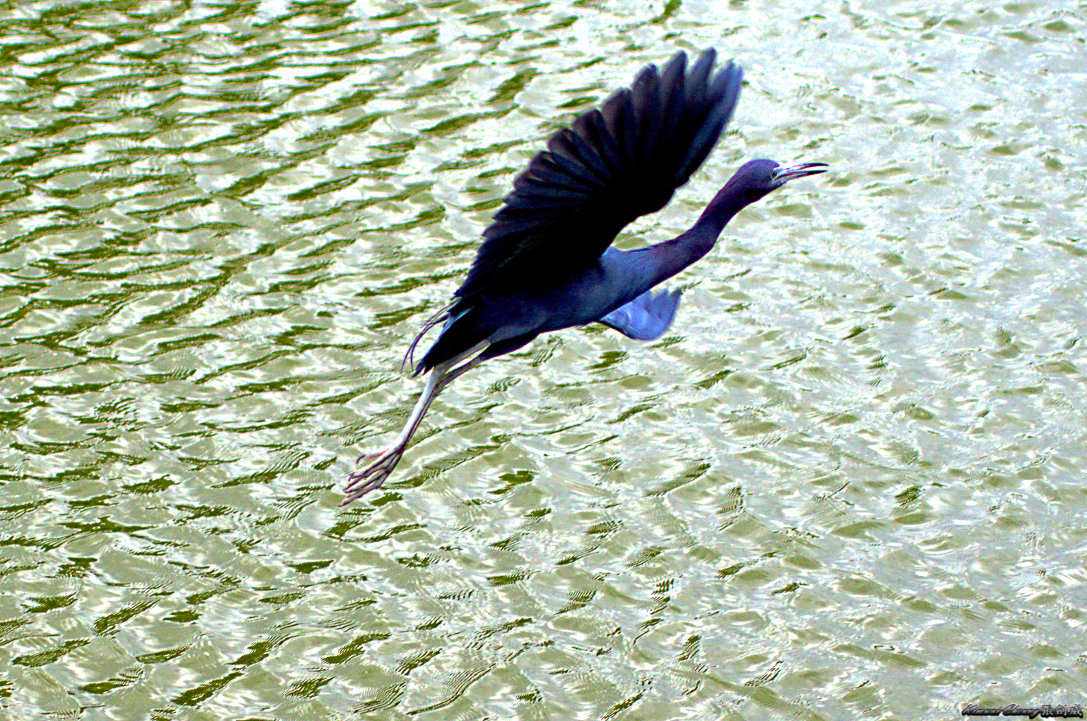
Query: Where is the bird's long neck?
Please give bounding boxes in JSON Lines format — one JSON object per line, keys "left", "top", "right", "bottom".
{"left": 646, "top": 183, "right": 750, "bottom": 286}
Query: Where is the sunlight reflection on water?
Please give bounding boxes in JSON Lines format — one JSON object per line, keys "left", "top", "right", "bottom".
{"left": 0, "top": 1, "right": 1085, "bottom": 719}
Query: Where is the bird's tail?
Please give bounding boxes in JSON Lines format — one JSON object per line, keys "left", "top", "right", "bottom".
{"left": 401, "top": 302, "right": 454, "bottom": 374}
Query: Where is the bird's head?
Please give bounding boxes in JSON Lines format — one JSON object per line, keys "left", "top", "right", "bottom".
{"left": 724, "top": 158, "right": 828, "bottom": 205}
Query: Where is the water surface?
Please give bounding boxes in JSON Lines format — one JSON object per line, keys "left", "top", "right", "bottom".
{"left": 1, "top": 1, "right": 1085, "bottom": 719}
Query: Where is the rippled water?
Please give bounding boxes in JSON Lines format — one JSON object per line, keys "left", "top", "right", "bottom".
{"left": 1, "top": 1, "right": 1085, "bottom": 719}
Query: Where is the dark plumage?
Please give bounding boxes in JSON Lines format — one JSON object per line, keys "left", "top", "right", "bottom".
{"left": 344, "top": 49, "right": 826, "bottom": 504}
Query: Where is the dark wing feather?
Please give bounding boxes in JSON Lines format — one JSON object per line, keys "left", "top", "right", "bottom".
{"left": 454, "top": 49, "right": 743, "bottom": 299}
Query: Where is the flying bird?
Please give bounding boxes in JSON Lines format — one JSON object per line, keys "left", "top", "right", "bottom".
{"left": 344, "top": 49, "right": 826, "bottom": 504}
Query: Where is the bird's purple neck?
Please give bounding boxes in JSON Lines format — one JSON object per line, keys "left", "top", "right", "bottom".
{"left": 646, "top": 183, "right": 750, "bottom": 286}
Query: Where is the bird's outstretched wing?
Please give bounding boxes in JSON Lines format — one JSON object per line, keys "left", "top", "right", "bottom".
{"left": 599, "top": 288, "right": 682, "bottom": 341}
{"left": 454, "top": 49, "right": 742, "bottom": 299}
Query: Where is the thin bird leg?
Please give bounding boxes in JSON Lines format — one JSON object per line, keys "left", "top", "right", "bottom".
{"left": 342, "top": 341, "right": 490, "bottom": 505}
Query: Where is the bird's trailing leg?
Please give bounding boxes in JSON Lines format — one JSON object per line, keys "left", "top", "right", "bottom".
{"left": 342, "top": 341, "right": 490, "bottom": 505}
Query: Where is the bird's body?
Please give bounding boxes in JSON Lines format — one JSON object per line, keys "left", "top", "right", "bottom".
{"left": 418, "top": 245, "right": 663, "bottom": 369}
{"left": 344, "top": 49, "right": 826, "bottom": 504}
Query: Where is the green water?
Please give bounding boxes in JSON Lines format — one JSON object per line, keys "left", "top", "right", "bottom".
{"left": 1, "top": 1, "right": 1085, "bottom": 719}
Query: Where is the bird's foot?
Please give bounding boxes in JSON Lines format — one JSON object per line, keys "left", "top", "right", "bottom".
{"left": 342, "top": 444, "right": 405, "bottom": 505}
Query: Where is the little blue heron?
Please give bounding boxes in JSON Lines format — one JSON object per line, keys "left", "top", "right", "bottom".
{"left": 344, "top": 49, "right": 826, "bottom": 504}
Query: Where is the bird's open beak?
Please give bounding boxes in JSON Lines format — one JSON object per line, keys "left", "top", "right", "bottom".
{"left": 772, "top": 162, "right": 829, "bottom": 184}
